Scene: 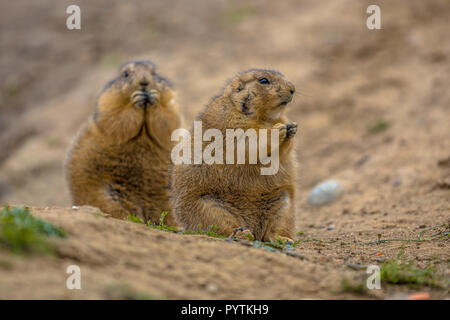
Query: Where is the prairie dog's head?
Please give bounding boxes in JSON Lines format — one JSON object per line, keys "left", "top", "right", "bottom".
{"left": 98, "top": 60, "right": 174, "bottom": 112}
{"left": 94, "top": 61, "right": 177, "bottom": 142}
{"left": 224, "top": 69, "right": 295, "bottom": 121}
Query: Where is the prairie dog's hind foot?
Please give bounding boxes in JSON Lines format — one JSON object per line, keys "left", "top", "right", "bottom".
{"left": 269, "top": 235, "right": 294, "bottom": 244}
{"left": 229, "top": 227, "right": 255, "bottom": 241}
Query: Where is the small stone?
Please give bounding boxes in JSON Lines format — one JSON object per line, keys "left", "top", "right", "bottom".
{"left": 308, "top": 180, "right": 344, "bottom": 206}
{"left": 327, "top": 225, "right": 335, "bottom": 230}
{"left": 206, "top": 283, "right": 218, "bottom": 293}
{"left": 71, "top": 206, "right": 79, "bottom": 210}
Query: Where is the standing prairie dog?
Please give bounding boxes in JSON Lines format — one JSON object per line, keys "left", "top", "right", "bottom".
{"left": 171, "top": 69, "right": 297, "bottom": 241}
{"left": 66, "top": 61, "right": 181, "bottom": 225}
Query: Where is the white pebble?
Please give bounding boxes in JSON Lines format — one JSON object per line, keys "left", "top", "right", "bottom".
{"left": 308, "top": 180, "right": 344, "bottom": 206}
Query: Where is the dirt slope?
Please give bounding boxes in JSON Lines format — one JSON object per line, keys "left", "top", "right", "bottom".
{"left": 0, "top": 205, "right": 446, "bottom": 299}
{"left": 0, "top": 206, "right": 355, "bottom": 299}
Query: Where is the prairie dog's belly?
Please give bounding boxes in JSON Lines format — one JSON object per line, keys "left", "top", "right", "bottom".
{"left": 201, "top": 188, "right": 290, "bottom": 214}
{"left": 90, "top": 139, "right": 169, "bottom": 193}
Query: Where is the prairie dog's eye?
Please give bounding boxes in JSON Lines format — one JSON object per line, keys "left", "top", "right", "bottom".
{"left": 258, "top": 78, "right": 270, "bottom": 84}
{"left": 122, "top": 71, "right": 129, "bottom": 78}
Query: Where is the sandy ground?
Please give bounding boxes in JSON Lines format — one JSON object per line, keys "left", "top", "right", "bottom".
{"left": 0, "top": 0, "right": 449, "bottom": 299}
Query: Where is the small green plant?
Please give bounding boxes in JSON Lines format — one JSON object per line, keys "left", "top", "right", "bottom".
{"left": 381, "top": 246, "right": 442, "bottom": 288}
{"left": 126, "top": 213, "right": 144, "bottom": 224}
{"left": 245, "top": 233, "right": 255, "bottom": 241}
{"left": 205, "top": 225, "right": 226, "bottom": 239}
{"left": 292, "top": 239, "right": 302, "bottom": 248}
{"left": 182, "top": 224, "right": 226, "bottom": 239}
{"left": 0, "top": 206, "right": 66, "bottom": 254}
{"left": 289, "top": 232, "right": 305, "bottom": 248}
{"left": 260, "top": 238, "right": 291, "bottom": 250}
{"left": 368, "top": 119, "right": 390, "bottom": 134}
{"left": 275, "top": 238, "right": 288, "bottom": 248}
{"left": 182, "top": 229, "right": 204, "bottom": 235}
{"left": 159, "top": 211, "right": 168, "bottom": 225}
{"left": 341, "top": 278, "right": 368, "bottom": 294}
{"left": 147, "top": 211, "right": 178, "bottom": 232}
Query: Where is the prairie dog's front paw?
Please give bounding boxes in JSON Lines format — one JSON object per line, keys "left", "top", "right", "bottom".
{"left": 273, "top": 123, "right": 287, "bottom": 141}
{"left": 272, "top": 122, "right": 297, "bottom": 141}
{"left": 148, "top": 89, "right": 160, "bottom": 105}
{"left": 286, "top": 122, "right": 297, "bottom": 139}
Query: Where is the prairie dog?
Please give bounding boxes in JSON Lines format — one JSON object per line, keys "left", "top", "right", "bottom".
{"left": 171, "top": 69, "right": 297, "bottom": 241}
{"left": 66, "top": 61, "right": 181, "bottom": 225}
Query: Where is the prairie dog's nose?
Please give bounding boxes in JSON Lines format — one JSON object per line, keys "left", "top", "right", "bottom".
{"left": 139, "top": 77, "right": 149, "bottom": 87}
{"left": 287, "top": 82, "right": 295, "bottom": 96}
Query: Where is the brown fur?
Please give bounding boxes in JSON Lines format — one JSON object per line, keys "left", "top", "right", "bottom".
{"left": 66, "top": 61, "right": 181, "bottom": 225}
{"left": 171, "top": 69, "right": 297, "bottom": 241}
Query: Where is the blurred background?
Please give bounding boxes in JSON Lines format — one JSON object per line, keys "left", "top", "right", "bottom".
{"left": 0, "top": 0, "right": 449, "bottom": 214}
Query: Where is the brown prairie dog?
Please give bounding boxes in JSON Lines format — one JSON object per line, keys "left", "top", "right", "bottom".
{"left": 171, "top": 69, "right": 297, "bottom": 241}
{"left": 66, "top": 60, "right": 182, "bottom": 225}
